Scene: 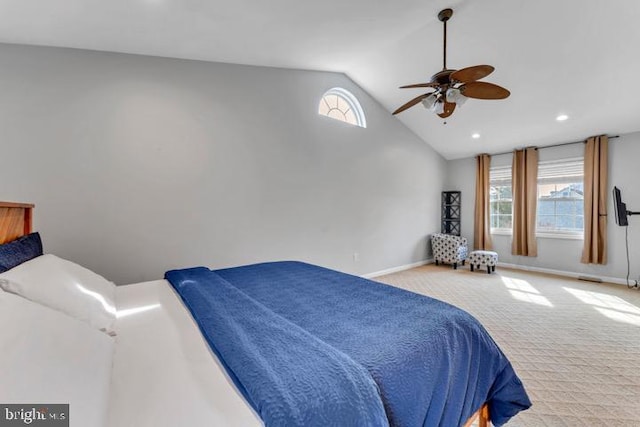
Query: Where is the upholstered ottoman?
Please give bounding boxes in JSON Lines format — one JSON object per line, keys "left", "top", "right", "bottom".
{"left": 468, "top": 250, "right": 498, "bottom": 274}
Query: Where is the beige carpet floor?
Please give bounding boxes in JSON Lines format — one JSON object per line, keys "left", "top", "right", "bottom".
{"left": 376, "top": 265, "right": 640, "bottom": 427}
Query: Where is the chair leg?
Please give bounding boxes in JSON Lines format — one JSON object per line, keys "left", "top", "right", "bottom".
{"left": 435, "top": 260, "right": 439, "bottom": 266}
{"left": 453, "top": 262, "right": 457, "bottom": 270}
{"left": 492, "top": 265, "right": 496, "bottom": 272}
{"left": 470, "top": 264, "right": 474, "bottom": 272}
{"left": 487, "top": 265, "right": 491, "bottom": 274}
{"left": 461, "top": 260, "right": 465, "bottom": 266}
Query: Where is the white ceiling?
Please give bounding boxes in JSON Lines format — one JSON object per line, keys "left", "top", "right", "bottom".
{"left": 1, "top": 0, "right": 639, "bottom": 159}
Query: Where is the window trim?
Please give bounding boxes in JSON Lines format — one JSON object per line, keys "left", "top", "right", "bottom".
{"left": 536, "top": 231, "right": 584, "bottom": 240}
{"left": 489, "top": 166, "right": 513, "bottom": 234}
{"left": 318, "top": 87, "right": 367, "bottom": 128}
{"left": 536, "top": 158, "right": 584, "bottom": 238}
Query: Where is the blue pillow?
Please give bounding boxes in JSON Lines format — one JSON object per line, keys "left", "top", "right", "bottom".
{"left": 0, "top": 232, "right": 43, "bottom": 273}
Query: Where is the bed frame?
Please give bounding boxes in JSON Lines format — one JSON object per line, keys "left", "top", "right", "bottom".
{"left": 0, "top": 200, "right": 491, "bottom": 427}
{"left": 0, "top": 201, "right": 34, "bottom": 245}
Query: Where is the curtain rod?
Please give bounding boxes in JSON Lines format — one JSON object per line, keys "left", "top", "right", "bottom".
{"left": 490, "top": 135, "right": 619, "bottom": 157}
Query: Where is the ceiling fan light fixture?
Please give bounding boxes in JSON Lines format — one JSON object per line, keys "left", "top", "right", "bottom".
{"left": 445, "top": 88, "right": 458, "bottom": 102}
{"left": 446, "top": 88, "right": 468, "bottom": 106}
{"left": 421, "top": 93, "right": 438, "bottom": 110}
{"left": 434, "top": 101, "right": 445, "bottom": 115}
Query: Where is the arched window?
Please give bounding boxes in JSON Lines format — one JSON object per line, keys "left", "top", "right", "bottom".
{"left": 318, "top": 87, "right": 366, "bottom": 128}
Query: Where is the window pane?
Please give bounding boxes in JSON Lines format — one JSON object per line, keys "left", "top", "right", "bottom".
{"left": 344, "top": 109, "right": 357, "bottom": 125}
{"left": 498, "top": 215, "right": 512, "bottom": 229}
{"left": 489, "top": 181, "right": 513, "bottom": 231}
{"left": 537, "top": 175, "right": 584, "bottom": 234}
{"left": 490, "top": 185, "right": 513, "bottom": 201}
{"left": 500, "top": 186, "right": 512, "bottom": 199}
{"left": 327, "top": 109, "right": 346, "bottom": 121}
{"left": 337, "top": 96, "right": 350, "bottom": 112}
{"left": 537, "top": 214, "right": 556, "bottom": 229}
{"left": 490, "top": 188, "right": 499, "bottom": 201}
{"left": 497, "top": 201, "right": 512, "bottom": 215}
{"left": 318, "top": 99, "right": 330, "bottom": 115}
{"left": 556, "top": 215, "right": 580, "bottom": 231}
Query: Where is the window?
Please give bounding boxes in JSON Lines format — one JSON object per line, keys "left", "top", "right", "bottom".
{"left": 318, "top": 88, "right": 366, "bottom": 128}
{"left": 537, "top": 158, "right": 584, "bottom": 236}
{"left": 490, "top": 166, "right": 513, "bottom": 233}
{"left": 489, "top": 158, "right": 584, "bottom": 237}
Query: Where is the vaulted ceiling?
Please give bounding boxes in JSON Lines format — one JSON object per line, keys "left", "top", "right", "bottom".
{"left": 1, "top": 0, "right": 639, "bottom": 159}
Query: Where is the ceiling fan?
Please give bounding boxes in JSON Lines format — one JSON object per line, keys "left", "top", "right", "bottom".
{"left": 393, "top": 8, "right": 510, "bottom": 119}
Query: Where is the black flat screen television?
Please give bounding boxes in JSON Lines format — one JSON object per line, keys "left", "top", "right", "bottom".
{"left": 613, "top": 186, "right": 628, "bottom": 226}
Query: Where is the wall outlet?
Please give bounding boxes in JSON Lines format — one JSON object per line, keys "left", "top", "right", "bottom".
{"left": 353, "top": 252, "right": 360, "bottom": 262}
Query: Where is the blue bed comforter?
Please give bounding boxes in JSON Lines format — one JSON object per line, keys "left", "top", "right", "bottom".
{"left": 166, "top": 261, "right": 530, "bottom": 427}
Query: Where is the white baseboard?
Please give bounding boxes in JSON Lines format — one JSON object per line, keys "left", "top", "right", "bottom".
{"left": 363, "top": 259, "right": 433, "bottom": 279}
{"left": 497, "top": 262, "right": 633, "bottom": 286}
{"left": 363, "top": 259, "right": 633, "bottom": 287}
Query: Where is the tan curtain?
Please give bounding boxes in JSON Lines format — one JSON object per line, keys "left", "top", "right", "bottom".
{"left": 512, "top": 147, "right": 538, "bottom": 256}
{"left": 582, "top": 135, "right": 608, "bottom": 264}
{"left": 474, "top": 154, "right": 493, "bottom": 250}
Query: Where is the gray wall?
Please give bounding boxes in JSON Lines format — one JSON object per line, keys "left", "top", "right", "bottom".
{"left": 0, "top": 43, "right": 446, "bottom": 284}
{"left": 446, "top": 132, "right": 640, "bottom": 282}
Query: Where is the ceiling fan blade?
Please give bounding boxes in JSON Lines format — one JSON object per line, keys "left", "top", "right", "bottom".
{"left": 451, "top": 65, "right": 495, "bottom": 83}
{"left": 399, "top": 82, "right": 439, "bottom": 89}
{"left": 392, "top": 93, "right": 431, "bottom": 115}
{"left": 438, "top": 102, "right": 456, "bottom": 118}
{"left": 461, "top": 81, "right": 510, "bottom": 99}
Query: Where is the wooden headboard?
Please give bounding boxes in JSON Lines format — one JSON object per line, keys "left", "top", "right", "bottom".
{"left": 0, "top": 202, "right": 34, "bottom": 245}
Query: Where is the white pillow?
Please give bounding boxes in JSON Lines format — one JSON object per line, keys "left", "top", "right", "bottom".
{"left": 0, "top": 254, "right": 116, "bottom": 333}
{"left": 0, "top": 288, "right": 113, "bottom": 427}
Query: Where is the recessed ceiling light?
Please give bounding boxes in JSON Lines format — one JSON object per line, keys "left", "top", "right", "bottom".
{"left": 556, "top": 114, "right": 569, "bottom": 121}
{"left": 472, "top": 133, "right": 481, "bottom": 139}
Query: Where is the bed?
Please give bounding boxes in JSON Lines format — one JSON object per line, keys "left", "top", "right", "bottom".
{"left": 0, "top": 202, "right": 530, "bottom": 427}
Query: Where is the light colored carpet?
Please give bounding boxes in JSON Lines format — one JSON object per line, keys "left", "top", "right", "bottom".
{"left": 376, "top": 265, "right": 640, "bottom": 427}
